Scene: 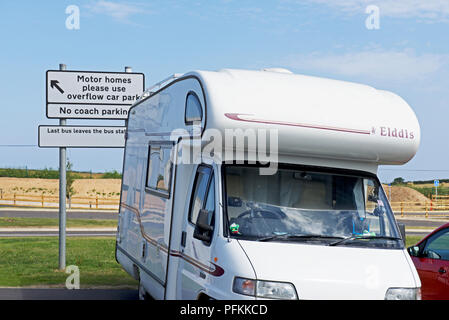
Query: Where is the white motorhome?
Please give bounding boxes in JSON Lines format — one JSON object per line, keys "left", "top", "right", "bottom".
{"left": 116, "top": 68, "right": 421, "bottom": 300}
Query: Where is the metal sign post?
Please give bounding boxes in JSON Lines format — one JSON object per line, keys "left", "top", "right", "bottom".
{"left": 58, "top": 63, "right": 67, "bottom": 270}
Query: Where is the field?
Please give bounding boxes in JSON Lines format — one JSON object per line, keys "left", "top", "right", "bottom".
{"left": 0, "top": 165, "right": 443, "bottom": 204}
{"left": 407, "top": 182, "right": 449, "bottom": 198}
{"left": 0, "top": 177, "right": 435, "bottom": 203}
{"left": 0, "top": 177, "right": 121, "bottom": 198}
{"left": 0, "top": 237, "right": 137, "bottom": 288}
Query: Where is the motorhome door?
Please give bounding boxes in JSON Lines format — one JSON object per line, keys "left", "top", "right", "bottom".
{"left": 177, "top": 164, "right": 217, "bottom": 299}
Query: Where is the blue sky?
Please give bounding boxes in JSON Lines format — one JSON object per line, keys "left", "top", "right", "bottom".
{"left": 1, "top": 0, "right": 449, "bottom": 183}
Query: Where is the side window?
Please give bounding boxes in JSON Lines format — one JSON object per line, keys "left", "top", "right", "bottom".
{"left": 424, "top": 229, "right": 449, "bottom": 261}
{"left": 185, "top": 91, "right": 203, "bottom": 125}
{"left": 189, "top": 166, "right": 215, "bottom": 225}
{"left": 204, "top": 176, "right": 215, "bottom": 226}
{"left": 146, "top": 143, "right": 173, "bottom": 197}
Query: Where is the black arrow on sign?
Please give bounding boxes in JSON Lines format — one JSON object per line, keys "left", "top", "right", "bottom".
{"left": 50, "top": 80, "right": 64, "bottom": 94}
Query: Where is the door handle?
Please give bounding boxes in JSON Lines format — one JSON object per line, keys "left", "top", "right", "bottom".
{"left": 438, "top": 267, "right": 446, "bottom": 274}
{"left": 181, "top": 231, "right": 187, "bottom": 247}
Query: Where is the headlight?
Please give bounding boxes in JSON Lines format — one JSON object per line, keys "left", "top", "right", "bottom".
{"left": 257, "top": 280, "right": 298, "bottom": 299}
{"left": 233, "top": 277, "right": 298, "bottom": 300}
{"left": 385, "top": 287, "right": 421, "bottom": 300}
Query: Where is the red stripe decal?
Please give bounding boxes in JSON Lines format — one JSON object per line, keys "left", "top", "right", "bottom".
{"left": 224, "top": 113, "right": 371, "bottom": 135}
{"left": 120, "top": 203, "right": 225, "bottom": 277}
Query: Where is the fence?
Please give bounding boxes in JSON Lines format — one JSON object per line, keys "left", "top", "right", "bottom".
{"left": 0, "top": 193, "right": 119, "bottom": 210}
{"left": 390, "top": 200, "right": 449, "bottom": 218}
{"left": 431, "top": 195, "right": 449, "bottom": 201}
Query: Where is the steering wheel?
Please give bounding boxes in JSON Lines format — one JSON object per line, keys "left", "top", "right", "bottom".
{"left": 231, "top": 209, "right": 285, "bottom": 236}
{"left": 236, "top": 208, "right": 285, "bottom": 220}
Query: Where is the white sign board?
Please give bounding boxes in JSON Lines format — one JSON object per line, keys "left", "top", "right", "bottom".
{"left": 38, "top": 125, "right": 126, "bottom": 148}
{"left": 46, "top": 70, "right": 144, "bottom": 119}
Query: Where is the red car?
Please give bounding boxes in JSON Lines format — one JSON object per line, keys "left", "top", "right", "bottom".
{"left": 408, "top": 223, "right": 449, "bottom": 300}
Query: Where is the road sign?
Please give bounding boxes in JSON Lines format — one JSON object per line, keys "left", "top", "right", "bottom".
{"left": 38, "top": 125, "right": 125, "bottom": 148}
{"left": 434, "top": 179, "right": 440, "bottom": 198}
{"left": 46, "top": 70, "right": 144, "bottom": 119}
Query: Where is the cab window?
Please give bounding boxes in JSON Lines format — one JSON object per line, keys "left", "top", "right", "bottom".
{"left": 189, "top": 166, "right": 215, "bottom": 227}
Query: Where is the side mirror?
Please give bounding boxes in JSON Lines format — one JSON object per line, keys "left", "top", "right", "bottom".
{"left": 408, "top": 246, "right": 420, "bottom": 257}
{"left": 193, "top": 209, "right": 214, "bottom": 243}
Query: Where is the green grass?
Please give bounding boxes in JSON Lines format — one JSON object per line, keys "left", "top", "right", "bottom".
{"left": 0, "top": 168, "right": 60, "bottom": 179}
{"left": 0, "top": 217, "right": 117, "bottom": 228}
{"left": 404, "top": 184, "right": 449, "bottom": 198}
{"left": 0, "top": 237, "right": 137, "bottom": 287}
{"left": 100, "top": 170, "right": 122, "bottom": 179}
{"left": 405, "top": 235, "right": 424, "bottom": 247}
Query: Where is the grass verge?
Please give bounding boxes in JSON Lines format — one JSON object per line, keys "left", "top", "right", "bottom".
{"left": 0, "top": 237, "right": 136, "bottom": 287}
{"left": 0, "top": 217, "right": 117, "bottom": 228}
{"left": 405, "top": 235, "right": 424, "bottom": 247}
{"left": 408, "top": 185, "right": 449, "bottom": 198}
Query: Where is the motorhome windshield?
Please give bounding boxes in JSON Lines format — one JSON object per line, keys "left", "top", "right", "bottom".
{"left": 224, "top": 165, "right": 402, "bottom": 249}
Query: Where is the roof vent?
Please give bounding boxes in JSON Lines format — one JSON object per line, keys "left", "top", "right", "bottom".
{"left": 261, "top": 68, "right": 293, "bottom": 74}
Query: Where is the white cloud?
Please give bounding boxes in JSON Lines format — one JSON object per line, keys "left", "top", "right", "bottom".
{"left": 303, "top": 0, "right": 449, "bottom": 22}
{"left": 85, "top": 1, "right": 150, "bottom": 21}
{"left": 283, "top": 49, "right": 449, "bottom": 82}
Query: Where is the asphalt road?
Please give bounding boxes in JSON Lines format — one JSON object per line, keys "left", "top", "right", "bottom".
{"left": 1, "top": 209, "right": 446, "bottom": 225}
{"left": 395, "top": 211, "right": 449, "bottom": 217}
{"left": 0, "top": 208, "right": 447, "bottom": 237}
{"left": 0, "top": 288, "right": 138, "bottom": 300}
{"left": 396, "top": 217, "right": 448, "bottom": 228}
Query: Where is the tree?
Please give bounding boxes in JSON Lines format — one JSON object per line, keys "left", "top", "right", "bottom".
{"left": 392, "top": 177, "right": 405, "bottom": 185}
{"left": 66, "top": 159, "right": 76, "bottom": 204}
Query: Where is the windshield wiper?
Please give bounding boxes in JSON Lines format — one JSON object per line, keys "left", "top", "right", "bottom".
{"left": 258, "top": 233, "right": 345, "bottom": 242}
{"left": 328, "top": 235, "right": 402, "bottom": 246}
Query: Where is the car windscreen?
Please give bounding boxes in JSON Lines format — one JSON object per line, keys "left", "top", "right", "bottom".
{"left": 224, "top": 165, "right": 402, "bottom": 249}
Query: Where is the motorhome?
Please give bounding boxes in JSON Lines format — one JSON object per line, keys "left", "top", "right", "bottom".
{"left": 115, "top": 68, "right": 421, "bottom": 300}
